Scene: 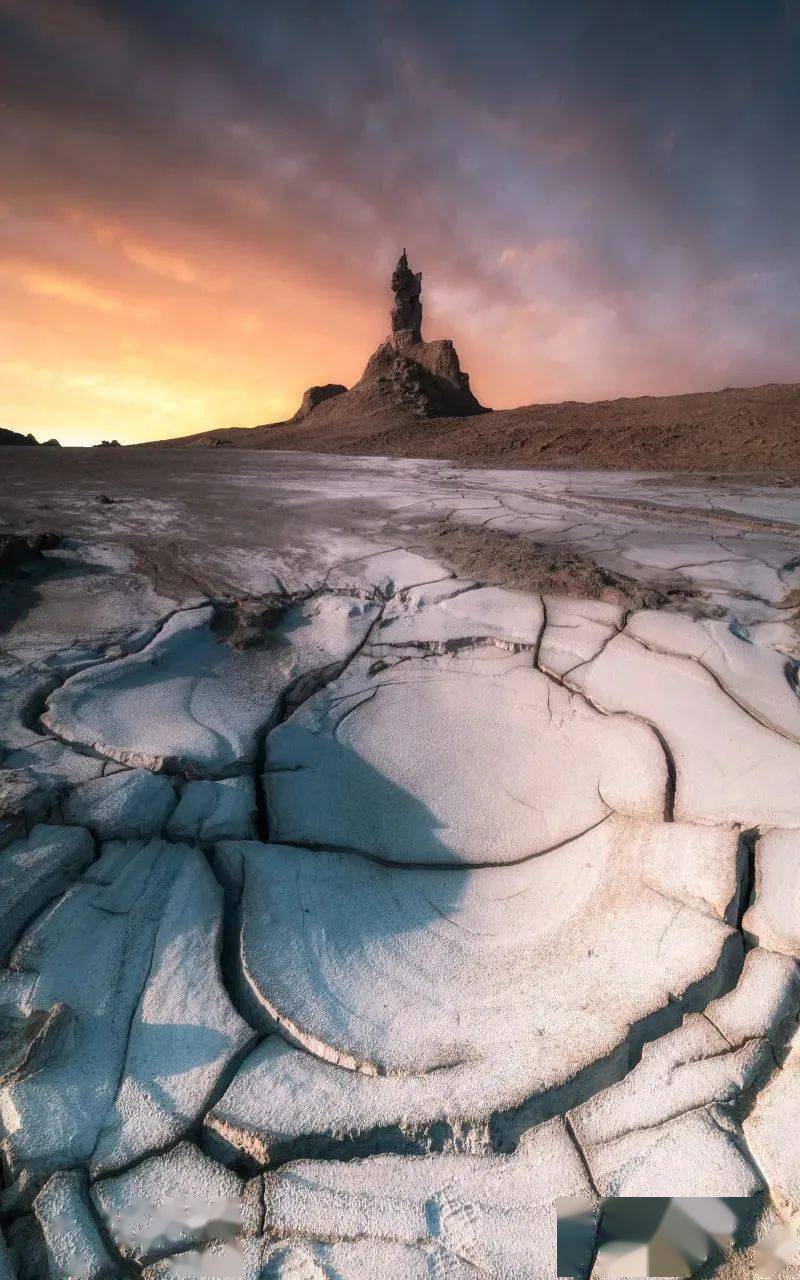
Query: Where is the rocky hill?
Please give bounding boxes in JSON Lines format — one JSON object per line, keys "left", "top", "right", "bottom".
{"left": 143, "top": 252, "right": 800, "bottom": 474}
{"left": 0, "top": 428, "right": 60, "bottom": 446}
{"left": 159, "top": 379, "right": 800, "bottom": 476}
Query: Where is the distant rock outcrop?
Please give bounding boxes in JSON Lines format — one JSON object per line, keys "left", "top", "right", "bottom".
{"left": 148, "top": 251, "right": 488, "bottom": 448}
{"left": 355, "top": 250, "right": 486, "bottom": 418}
{"left": 1, "top": 429, "right": 42, "bottom": 446}
{"left": 291, "top": 384, "right": 347, "bottom": 422}
{"left": 275, "top": 252, "right": 486, "bottom": 430}
{"left": 0, "top": 429, "right": 61, "bottom": 446}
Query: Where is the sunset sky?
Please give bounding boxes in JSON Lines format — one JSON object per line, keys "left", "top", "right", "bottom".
{"left": 2, "top": 1, "right": 799, "bottom": 445}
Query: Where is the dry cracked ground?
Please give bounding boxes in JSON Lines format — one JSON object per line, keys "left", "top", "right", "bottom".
{"left": 1, "top": 448, "right": 800, "bottom": 1279}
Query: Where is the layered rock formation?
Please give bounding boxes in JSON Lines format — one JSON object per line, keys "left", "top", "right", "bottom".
{"left": 358, "top": 250, "right": 486, "bottom": 418}
{"left": 390, "top": 248, "right": 423, "bottom": 345}
{"left": 289, "top": 251, "right": 487, "bottom": 426}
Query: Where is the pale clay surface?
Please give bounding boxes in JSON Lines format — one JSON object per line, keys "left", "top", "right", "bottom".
{"left": 1, "top": 452, "right": 799, "bottom": 1277}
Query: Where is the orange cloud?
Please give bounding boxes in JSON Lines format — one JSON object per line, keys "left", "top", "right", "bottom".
{"left": 499, "top": 238, "right": 573, "bottom": 268}
{"left": 122, "top": 242, "right": 202, "bottom": 287}
{"left": 13, "top": 265, "right": 125, "bottom": 314}
{"left": 0, "top": 205, "right": 384, "bottom": 444}
{"left": 1, "top": 257, "right": 162, "bottom": 323}
{"left": 65, "top": 209, "right": 230, "bottom": 293}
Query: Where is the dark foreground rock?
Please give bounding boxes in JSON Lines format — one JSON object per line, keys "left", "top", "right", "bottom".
{"left": 0, "top": 532, "right": 59, "bottom": 576}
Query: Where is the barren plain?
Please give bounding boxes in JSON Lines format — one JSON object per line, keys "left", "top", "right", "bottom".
{"left": 161, "top": 382, "right": 800, "bottom": 479}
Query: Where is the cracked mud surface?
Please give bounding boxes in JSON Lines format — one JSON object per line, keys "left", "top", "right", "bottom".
{"left": 1, "top": 448, "right": 800, "bottom": 1278}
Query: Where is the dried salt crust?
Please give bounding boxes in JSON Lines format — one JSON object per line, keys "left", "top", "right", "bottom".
{"left": 0, "top": 470, "right": 799, "bottom": 1278}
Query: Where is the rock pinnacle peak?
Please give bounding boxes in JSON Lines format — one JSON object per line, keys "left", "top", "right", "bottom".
{"left": 390, "top": 250, "right": 423, "bottom": 347}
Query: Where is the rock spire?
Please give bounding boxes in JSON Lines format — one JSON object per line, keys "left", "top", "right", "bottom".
{"left": 390, "top": 249, "right": 423, "bottom": 347}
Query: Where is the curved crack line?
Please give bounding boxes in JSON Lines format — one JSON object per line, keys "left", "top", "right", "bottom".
{"left": 521, "top": 491, "right": 800, "bottom": 538}
{"left": 576, "top": 1086, "right": 765, "bottom": 1151}
{"left": 35, "top": 604, "right": 214, "bottom": 770}
{"left": 371, "top": 634, "right": 539, "bottom": 657}
{"left": 564, "top": 1115, "right": 601, "bottom": 1199}
{"left": 641, "top": 881, "right": 729, "bottom": 928}
{"left": 620, "top": 628, "right": 800, "bottom": 747}
{"left": 541, "top": 648, "right": 678, "bottom": 823}
{"left": 268, "top": 813, "right": 614, "bottom": 872}
{"left": 237, "top": 929, "right": 380, "bottom": 1079}
{"left": 87, "top": 858, "right": 167, "bottom": 1175}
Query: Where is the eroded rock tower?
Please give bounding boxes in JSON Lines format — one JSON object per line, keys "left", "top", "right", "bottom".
{"left": 357, "top": 250, "right": 487, "bottom": 417}
{"left": 390, "top": 249, "right": 423, "bottom": 347}
{"left": 290, "top": 250, "right": 488, "bottom": 422}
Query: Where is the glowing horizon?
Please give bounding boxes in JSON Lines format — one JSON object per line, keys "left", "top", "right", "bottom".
{"left": 2, "top": 1, "right": 798, "bottom": 447}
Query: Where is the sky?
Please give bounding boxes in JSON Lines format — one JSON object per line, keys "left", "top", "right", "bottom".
{"left": 1, "top": 0, "right": 799, "bottom": 445}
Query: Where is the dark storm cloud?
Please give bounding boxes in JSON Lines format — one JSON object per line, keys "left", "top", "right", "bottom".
{"left": 1, "top": 0, "right": 799, "bottom": 415}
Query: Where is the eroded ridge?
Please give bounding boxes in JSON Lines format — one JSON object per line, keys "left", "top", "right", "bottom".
{"left": 1, "top": 524, "right": 799, "bottom": 1280}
